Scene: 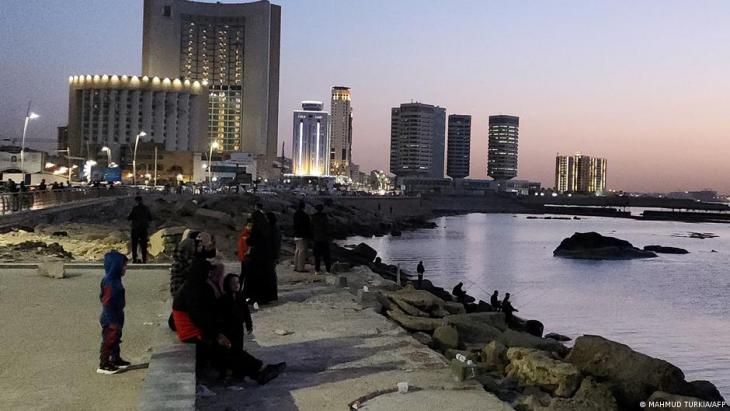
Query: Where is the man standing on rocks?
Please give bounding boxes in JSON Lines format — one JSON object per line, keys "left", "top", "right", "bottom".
{"left": 310, "top": 204, "right": 331, "bottom": 274}
{"left": 416, "top": 261, "right": 425, "bottom": 288}
{"left": 293, "top": 201, "right": 311, "bottom": 272}
{"left": 127, "top": 196, "right": 152, "bottom": 263}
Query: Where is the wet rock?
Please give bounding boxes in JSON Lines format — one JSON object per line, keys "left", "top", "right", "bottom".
{"left": 432, "top": 325, "right": 459, "bottom": 352}
{"left": 386, "top": 306, "right": 442, "bottom": 332}
{"left": 524, "top": 320, "right": 544, "bottom": 337}
{"left": 554, "top": 232, "right": 657, "bottom": 260}
{"left": 496, "top": 329, "right": 570, "bottom": 357}
{"left": 505, "top": 347, "right": 582, "bottom": 397}
{"left": 566, "top": 335, "right": 687, "bottom": 409}
{"left": 544, "top": 376, "right": 618, "bottom": 411}
{"left": 481, "top": 340, "right": 508, "bottom": 374}
{"left": 544, "top": 333, "right": 572, "bottom": 342}
{"left": 643, "top": 245, "right": 689, "bottom": 254}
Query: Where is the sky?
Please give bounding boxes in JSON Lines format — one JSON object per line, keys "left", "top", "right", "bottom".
{"left": 1, "top": 0, "right": 730, "bottom": 192}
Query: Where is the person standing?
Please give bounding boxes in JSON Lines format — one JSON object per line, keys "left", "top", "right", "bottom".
{"left": 501, "top": 293, "right": 518, "bottom": 326}
{"left": 97, "top": 250, "right": 130, "bottom": 374}
{"left": 237, "top": 218, "right": 253, "bottom": 277}
{"left": 310, "top": 204, "right": 331, "bottom": 274}
{"left": 292, "top": 201, "right": 311, "bottom": 272}
{"left": 416, "top": 261, "right": 425, "bottom": 288}
{"left": 263, "top": 212, "right": 281, "bottom": 303}
{"left": 245, "top": 204, "right": 271, "bottom": 304}
{"left": 127, "top": 196, "right": 152, "bottom": 263}
{"left": 490, "top": 290, "right": 501, "bottom": 311}
{"left": 37, "top": 179, "right": 47, "bottom": 191}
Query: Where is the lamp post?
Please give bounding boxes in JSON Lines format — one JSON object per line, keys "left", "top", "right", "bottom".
{"left": 101, "top": 146, "right": 112, "bottom": 166}
{"left": 132, "top": 131, "right": 146, "bottom": 185}
{"left": 20, "top": 110, "right": 39, "bottom": 175}
{"left": 208, "top": 141, "right": 220, "bottom": 189}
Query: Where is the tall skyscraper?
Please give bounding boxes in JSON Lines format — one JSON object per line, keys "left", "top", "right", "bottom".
{"left": 329, "top": 86, "right": 352, "bottom": 177}
{"left": 141, "top": 0, "right": 280, "bottom": 172}
{"left": 390, "top": 103, "right": 446, "bottom": 178}
{"left": 446, "top": 114, "right": 471, "bottom": 179}
{"left": 555, "top": 153, "right": 607, "bottom": 194}
{"left": 292, "top": 102, "right": 329, "bottom": 177}
{"left": 487, "top": 115, "right": 519, "bottom": 180}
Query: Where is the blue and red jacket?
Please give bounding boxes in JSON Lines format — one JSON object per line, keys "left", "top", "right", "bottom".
{"left": 100, "top": 251, "right": 126, "bottom": 326}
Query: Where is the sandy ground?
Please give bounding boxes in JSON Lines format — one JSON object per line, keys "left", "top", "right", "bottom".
{"left": 0, "top": 267, "right": 169, "bottom": 411}
{"left": 197, "top": 265, "right": 511, "bottom": 411}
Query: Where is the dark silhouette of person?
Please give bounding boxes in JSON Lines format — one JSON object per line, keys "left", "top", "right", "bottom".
{"left": 502, "top": 293, "right": 518, "bottom": 326}
{"left": 245, "top": 203, "right": 272, "bottom": 304}
{"left": 416, "top": 261, "right": 425, "bottom": 288}
{"left": 38, "top": 179, "right": 47, "bottom": 191}
{"left": 491, "top": 290, "right": 501, "bottom": 311}
{"left": 127, "top": 196, "right": 152, "bottom": 263}
{"left": 310, "top": 204, "right": 331, "bottom": 274}
{"left": 292, "top": 201, "right": 311, "bottom": 272}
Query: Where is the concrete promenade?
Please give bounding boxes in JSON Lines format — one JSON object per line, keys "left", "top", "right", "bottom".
{"left": 0, "top": 266, "right": 169, "bottom": 410}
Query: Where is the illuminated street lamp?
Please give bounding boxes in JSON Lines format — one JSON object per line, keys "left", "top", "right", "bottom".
{"left": 101, "top": 146, "right": 112, "bottom": 165}
{"left": 208, "top": 141, "right": 220, "bottom": 186}
{"left": 132, "top": 131, "right": 147, "bottom": 185}
{"left": 20, "top": 111, "right": 40, "bottom": 174}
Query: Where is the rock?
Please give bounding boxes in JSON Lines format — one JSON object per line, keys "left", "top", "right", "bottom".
{"left": 350, "top": 242, "right": 378, "bottom": 262}
{"left": 386, "top": 306, "right": 442, "bottom": 332}
{"left": 38, "top": 260, "right": 65, "bottom": 279}
{"left": 544, "top": 376, "right": 619, "bottom": 411}
{"left": 388, "top": 285, "right": 447, "bottom": 315}
{"left": 524, "top": 320, "right": 544, "bottom": 337}
{"left": 646, "top": 391, "right": 720, "bottom": 411}
{"left": 444, "top": 301, "right": 467, "bottom": 315}
{"left": 148, "top": 226, "right": 186, "bottom": 257}
{"left": 442, "top": 312, "right": 508, "bottom": 346}
{"left": 514, "top": 394, "right": 549, "bottom": 411}
{"left": 643, "top": 245, "right": 689, "bottom": 254}
{"left": 324, "top": 275, "right": 348, "bottom": 288}
{"left": 449, "top": 359, "right": 488, "bottom": 382}
{"left": 195, "top": 208, "right": 232, "bottom": 223}
{"left": 411, "top": 332, "right": 432, "bottom": 347}
{"left": 505, "top": 347, "right": 582, "bottom": 397}
{"left": 432, "top": 325, "right": 460, "bottom": 352}
{"left": 51, "top": 231, "right": 68, "bottom": 237}
{"left": 566, "top": 335, "right": 687, "bottom": 408}
{"left": 391, "top": 296, "right": 430, "bottom": 317}
{"left": 682, "top": 380, "right": 725, "bottom": 402}
{"left": 175, "top": 201, "right": 198, "bottom": 216}
{"left": 331, "top": 261, "right": 351, "bottom": 273}
{"left": 482, "top": 340, "right": 508, "bottom": 374}
{"left": 553, "top": 232, "right": 657, "bottom": 260}
{"left": 497, "top": 329, "right": 570, "bottom": 356}
{"left": 103, "top": 230, "right": 126, "bottom": 244}
{"left": 445, "top": 348, "right": 480, "bottom": 363}
{"left": 356, "top": 289, "right": 380, "bottom": 308}
{"left": 545, "top": 333, "right": 572, "bottom": 342}
{"left": 390, "top": 229, "right": 402, "bottom": 236}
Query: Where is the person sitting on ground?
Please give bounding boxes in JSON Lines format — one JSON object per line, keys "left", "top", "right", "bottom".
{"left": 452, "top": 282, "right": 475, "bottom": 304}
{"left": 501, "top": 293, "right": 518, "bottom": 326}
{"left": 97, "top": 250, "right": 130, "bottom": 375}
{"left": 172, "top": 258, "right": 285, "bottom": 384}
{"left": 220, "top": 274, "right": 253, "bottom": 353}
{"left": 490, "top": 290, "right": 501, "bottom": 311}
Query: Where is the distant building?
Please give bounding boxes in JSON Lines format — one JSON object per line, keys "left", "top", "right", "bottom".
{"left": 57, "top": 126, "right": 69, "bottom": 150}
{"left": 142, "top": 0, "right": 281, "bottom": 174}
{"left": 487, "top": 115, "right": 519, "bottom": 180}
{"left": 0, "top": 146, "right": 45, "bottom": 175}
{"left": 390, "top": 102, "right": 446, "bottom": 178}
{"left": 555, "top": 153, "right": 607, "bottom": 194}
{"left": 446, "top": 114, "right": 471, "bottom": 179}
{"left": 292, "top": 101, "right": 330, "bottom": 176}
{"left": 399, "top": 176, "right": 540, "bottom": 196}
{"left": 67, "top": 75, "right": 208, "bottom": 164}
{"left": 329, "top": 86, "right": 353, "bottom": 177}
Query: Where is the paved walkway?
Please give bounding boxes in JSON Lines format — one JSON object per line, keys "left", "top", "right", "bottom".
{"left": 0, "top": 267, "right": 168, "bottom": 410}
{"left": 197, "top": 266, "right": 512, "bottom": 411}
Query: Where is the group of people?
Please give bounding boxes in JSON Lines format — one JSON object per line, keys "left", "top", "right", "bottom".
{"left": 293, "top": 201, "right": 332, "bottom": 274}
{"left": 490, "top": 290, "right": 518, "bottom": 324}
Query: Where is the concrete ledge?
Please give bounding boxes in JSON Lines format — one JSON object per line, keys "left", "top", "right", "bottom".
{"left": 0, "top": 262, "right": 171, "bottom": 270}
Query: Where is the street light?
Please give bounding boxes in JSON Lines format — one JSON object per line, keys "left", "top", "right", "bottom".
{"left": 101, "top": 146, "right": 112, "bottom": 165}
{"left": 20, "top": 111, "right": 39, "bottom": 174}
{"left": 132, "top": 131, "right": 147, "bottom": 185}
{"left": 208, "top": 141, "right": 220, "bottom": 187}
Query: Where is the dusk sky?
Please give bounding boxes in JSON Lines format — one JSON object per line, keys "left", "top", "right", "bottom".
{"left": 2, "top": 0, "right": 730, "bottom": 192}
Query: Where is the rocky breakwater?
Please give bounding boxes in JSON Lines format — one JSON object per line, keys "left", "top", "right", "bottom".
{"left": 332, "top": 242, "right": 726, "bottom": 411}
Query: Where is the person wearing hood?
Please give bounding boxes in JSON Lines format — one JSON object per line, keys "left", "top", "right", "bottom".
{"left": 98, "top": 250, "right": 130, "bottom": 375}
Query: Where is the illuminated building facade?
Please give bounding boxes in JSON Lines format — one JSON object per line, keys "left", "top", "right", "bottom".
{"left": 67, "top": 74, "right": 208, "bottom": 163}
{"left": 329, "top": 86, "right": 353, "bottom": 177}
{"left": 446, "top": 114, "right": 471, "bottom": 179}
{"left": 292, "top": 102, "right": 330, "bottom": 176}
{"left": 142, "top": 0, "right": 280, "bottom": 171}
{"left": 555, "top": 153, "right": 607, "bottom": 194}
{"left": 487, "top": 115, "right": 519, "bottom": 180}
{"left": 390, "top": 102, "right": 446, "bottom": 178}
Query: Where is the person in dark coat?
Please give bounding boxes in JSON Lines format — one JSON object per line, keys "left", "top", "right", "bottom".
{"left": 501, "top": 293, "right": 518, "bottom": 326}
{"left": 98, "top": 250, "right": 130, "bottom": 374}
{"left": 262, "top": 212, "right": 281, "bottom": 303}
{"left": 37, "top": 179, "right": 47, "bottom": 191}
{"left": 244, "top": 204, "right": 271, "bottom": 304}
{"left": 127, "top": 196, "right": 152, "bottom": 263}
{"left": 292, "top": 201, "right": 311, "bottom": 272}
{"left": 220, "top": 274, "right": 253, "bottom": 351}
{"left": 310, "top": 204, "right": 331, "bottom": 274}
{"left": 416, "top": 261, "right": 425, "bottom": 288}
{"left": 490, "top": 290, "right": 501, "bottom": 311}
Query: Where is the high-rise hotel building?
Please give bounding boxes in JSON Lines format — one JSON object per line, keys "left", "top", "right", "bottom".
{"left": 390, "top": 103, "right": 446, "bottom": 178}
{"left": 487, "top": 115, "right": 519, "bottom": 180}
{"left": 446, "top": 114, "right": 471, "bottom": 179}
{"left": 142, "top": 0, "right": 280, "bottom": 169}
{"left": 555, "top": 153, "right": 607, "bottom": 194}
{"left": 329, "top": 86, "right": 353, "bottom": 178}
{"left": 292, "top": 102, "right": 330, "bottom": 177}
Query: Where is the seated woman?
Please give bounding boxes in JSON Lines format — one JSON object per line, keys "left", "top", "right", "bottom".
{"left": 220, "top": 273, "right": 253, "bottom": 352}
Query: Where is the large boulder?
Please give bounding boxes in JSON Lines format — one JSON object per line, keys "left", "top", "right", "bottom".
{"left": 544, "top": 376, "right": 619, "bottom": 411}
{"left": 441, "top": 313, "right": 505, "bottom": 345}
{"left": 505, "top": 347, "right": 582, "bottom": 397}
{"left": 432, "top": 325, "right": 459, "bottom": 352}
{"left": 350, "top": 242, "right": 378, "bottom": 262}
{"left": 391, "top": 296, "right": 430, "bottom": 317}
{"left": 387, "top": 285, "right": 447, "bottom": 315}
{"left": 497, "top": 329, "right": 570, "bottom": 356}
{"left": 386, "top": 306, "right": 442, "bottom": 332}
{"left": 481, "top": 340, "right": 508, "bottom": 374}
{"left": 554, "top": 232, "right": 657, "bottom": 260}
{"left": 646, "top": 391, "right": 721, "bottom": 411}
{"left": 566, "top": 335, "right": 687, "bottom": 408}
{"left": 643, "top": 245, "right": 689, "bottom": 254}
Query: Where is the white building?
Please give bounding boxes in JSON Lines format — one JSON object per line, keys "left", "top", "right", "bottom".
{"left": 292, "top": 101, "right": 330, "bottom": 176}
{"left": 0, "top": 146, "right": 44, "bottom": 175}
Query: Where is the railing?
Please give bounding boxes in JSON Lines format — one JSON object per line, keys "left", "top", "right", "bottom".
{"left": 0, "top": 187, "right": 135, "bottom": 216}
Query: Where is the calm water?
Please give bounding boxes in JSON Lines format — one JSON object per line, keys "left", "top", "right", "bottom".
{"left": 344, "top": 213, "right": 730, "bottom": 396}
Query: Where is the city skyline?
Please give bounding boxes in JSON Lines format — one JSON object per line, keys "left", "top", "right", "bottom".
{"left": 2, "top": 1, "right": 730, "bottom": 191}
